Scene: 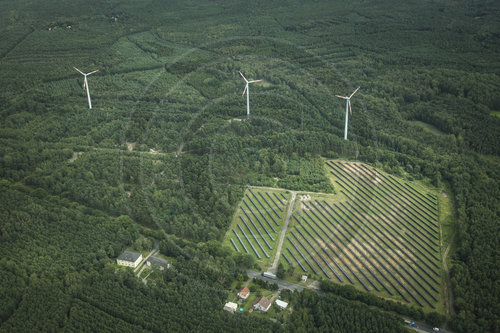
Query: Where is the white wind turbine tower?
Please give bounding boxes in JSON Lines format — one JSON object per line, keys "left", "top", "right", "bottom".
{"left": 74, "top": 67, "right": 99, "bottom": 109}
{"left": 335, "top": 86, "right": 360, "bottom": 140}
{"left": 239, "top": 71, "right": 262, "bottom": 117}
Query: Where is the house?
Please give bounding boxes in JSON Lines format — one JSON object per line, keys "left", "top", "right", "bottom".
{"left": 301, "top": 275, "right": 308, "bottom": 282}
{"left": 275, "top": 299, "right": 288, "bottom": 310}
{"left": 223, "top": 302, "right": 238, "bottom": 313}
{"left": 147, "top": 256, "right": 169, "bottom": 271}
{"left": 116, "top": 251, "right": 143, "bottom": 268}
{"left": 237, "top": 286, "right": 250, "bottom": 300}
{"left": 253, "top": 296, "right": 272, "bottom": 312}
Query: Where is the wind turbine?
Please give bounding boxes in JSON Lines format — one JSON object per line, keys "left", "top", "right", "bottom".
{"left": 335, "top": 86, "right": 360, "bottom": 140}
{"left": 239, "top": 71, "right": 262, "bottom": 117}
{"left": 74, "top": 67, "right": 99, "bottom": 109}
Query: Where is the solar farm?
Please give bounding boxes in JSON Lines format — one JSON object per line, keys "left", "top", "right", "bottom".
{"left": 225, "top": 160, "right": 443, "bottom": 309}
{"left": 224, "top": 187, "right": 291, "bottom": 266}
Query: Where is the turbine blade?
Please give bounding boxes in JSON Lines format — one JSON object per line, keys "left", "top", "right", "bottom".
{"left": 248, "top": 79, "right": 262, "bottom": 83}
{"left": 87, "top": 69, "right": 99, "bottom": 75}
{"left": 349, "top": 101, "right": 352, "bottom": 115}
{"left": 73, "top": 66, "right": 84, "bottom": 75}
{"left": 239, "top": 71, "right": 248, "bottom": 82}
{"left": 242, "top": 84, "right": 247, "bottom": 96}
{"left": 335, "top": 94, "right": 348, "bottom": 99}
{"left": 349, "top": 86, "right": 360, "bottom": 98}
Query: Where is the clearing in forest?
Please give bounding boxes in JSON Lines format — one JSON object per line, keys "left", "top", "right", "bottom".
{"left": 223, "top": 187, "right": 291, "bottom": 268}
{"left": 226, "top": 160, "right": 444, "bottom": 311}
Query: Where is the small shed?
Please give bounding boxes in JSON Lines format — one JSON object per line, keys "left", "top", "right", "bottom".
{"left": 301, "top": 275, "right": 308, "bottom": 282}
{"left": 223, "top": 302, "right": 238, "bottom": 313}
{"left": 275, "top": 299, "right": 288, "bottom": 310}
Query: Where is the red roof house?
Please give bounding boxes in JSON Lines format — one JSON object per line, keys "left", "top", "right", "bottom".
{"left": 237, "top": 286, "right": 250, "bottom": 300}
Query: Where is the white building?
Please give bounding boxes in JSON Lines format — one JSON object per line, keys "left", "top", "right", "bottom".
{"left": 301, "top": 275, "right": 308, "bottom": 282}
{"left": 275, "top": 299, "right": 288, "bottom": 310}
{"left": 223, "top": 302, "right": 238, "bottom": 313}
{"left": 117, "top": 251, "right": 143, "bottom": 268}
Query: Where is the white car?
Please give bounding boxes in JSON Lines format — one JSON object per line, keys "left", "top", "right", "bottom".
{"left": 433, "top": 328, "right": 439, "bottom": 332}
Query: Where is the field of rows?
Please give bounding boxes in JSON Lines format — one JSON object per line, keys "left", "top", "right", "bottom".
{"left": 224, "top": 187, "right": 290, "bottom": 266}
{"left": 282, "top": 160, "right": 442, "bottom": 309}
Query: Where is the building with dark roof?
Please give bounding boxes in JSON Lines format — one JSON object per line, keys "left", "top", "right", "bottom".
{"left": 117, "top": 251, "right": 143, "bottom": 268}
{"left": 146, "top": 256, "right": 169, "bottom": 270}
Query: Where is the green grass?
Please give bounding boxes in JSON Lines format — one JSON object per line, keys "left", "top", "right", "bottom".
{"left": 490, "top": 111, "right": 500, "bottom": 118}
{"left": 408, "top": 120, "right": 444, "bottom": 135}
{"left": 438, "top": 182, "right": 456, "bottom": 267}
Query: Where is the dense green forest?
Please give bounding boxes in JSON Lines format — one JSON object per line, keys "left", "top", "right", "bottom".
{"left": 0, "top": 0, "right": 499, "bottom": 332}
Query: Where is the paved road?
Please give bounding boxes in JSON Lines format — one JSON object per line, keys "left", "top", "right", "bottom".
{"left": 136, "top": 263, "right": 147, "bottom": 277}
{"left": 135, "top": 249, "right": 159, "bottom": 276}
{"left": 269, "top": 191, "right": 297, "bottom": 274}
{"left": 247, "top": 270, "right": 321, "bottom": 294}
{"left": 248, "top": 270, "right": 303, "bottom": 292}
{"left": 248, "top": 270, "right": 451, "bottom": 333}
{"left": 406, "top": 320, "right": 451, "bottom": 333}
{"left": 142, "top": 271, "right": 153, "bottom": 284}
{"left": 135, "top": 242, "right": 160, "bottom": 275}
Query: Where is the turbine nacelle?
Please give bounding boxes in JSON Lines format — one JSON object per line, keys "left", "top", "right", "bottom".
{"left": 335, "top": 86, "right": 360, "bottom": 140}
{"left": 239, "top": 71, "right": 262, "bottom": 116}
{"left": 335, "top": 86, "right": 360, "bottom": 101}
{"left": 74, "top": 66, "right": 99, "bottom": 109}
{"left": 74, "top": 67, "right": 99, "bottom": 77}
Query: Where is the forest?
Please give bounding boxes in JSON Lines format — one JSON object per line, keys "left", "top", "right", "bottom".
{"left": 0, "top": 0, "right": 499, "bottom": 332}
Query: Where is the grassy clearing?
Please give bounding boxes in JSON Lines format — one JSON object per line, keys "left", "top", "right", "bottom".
{"left": 438, "top": 182, "right": 456, "bottom": 266}
{"left": 408, "top": 120, "right": 446, "bottom": 136}
{"left": 490, "top": 111, "right": 500, "bottom": 118}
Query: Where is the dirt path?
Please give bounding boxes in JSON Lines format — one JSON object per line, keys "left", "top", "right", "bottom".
{"left": 268, "top": 191, "right": 297, "bottom": 274}
{"left": 249, "top": 185, "right": 332, "bottom": 196}
{"left": 176, "top": 142, "right": 184, "bottom": 156}
{"left": 442, "top": 232, "right": 455, "bottom": 317}
{"left": 135, "top": 246, "right": 159, "bottom": 275}
{"left": 1, "top": 27, "right": 34, "bottom": 59}
{"left": 74, "top": 146, "right": 172, "bottom": 156}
